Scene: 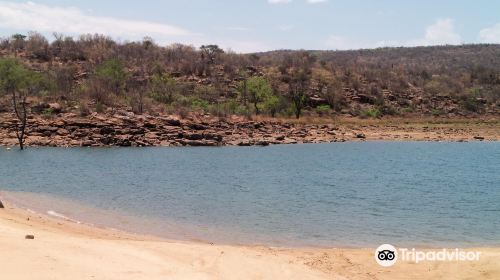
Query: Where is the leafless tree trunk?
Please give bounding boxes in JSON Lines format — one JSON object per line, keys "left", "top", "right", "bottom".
{"left": 138, "top": 89, "right": 144, "bottom": 114}
{"left": 11, "top": 89, "right": 28, "bottom": 150}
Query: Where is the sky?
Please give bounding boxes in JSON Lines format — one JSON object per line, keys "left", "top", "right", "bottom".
{"left": 0, "top": 0, "right": 499, "bottom": 53}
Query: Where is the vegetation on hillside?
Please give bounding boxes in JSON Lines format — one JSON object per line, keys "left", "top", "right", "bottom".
{"left": 0, "top": 32, "right": 499, "bottom": 119}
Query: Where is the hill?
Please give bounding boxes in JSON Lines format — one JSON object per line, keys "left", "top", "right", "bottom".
{"left": 0, "top": 33, "right": 499, "bottom": 119}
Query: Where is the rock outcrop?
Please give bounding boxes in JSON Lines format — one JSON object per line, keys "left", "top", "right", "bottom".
{"left": 0, "top": 112, "right": 354, "bottom": 148}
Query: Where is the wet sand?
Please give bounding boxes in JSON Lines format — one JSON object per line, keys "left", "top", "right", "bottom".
{"left": 0, "top": 200, "right": 499, "bottom": 279}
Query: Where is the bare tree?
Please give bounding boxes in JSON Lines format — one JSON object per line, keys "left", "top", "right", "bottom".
{"left": 0, "top": 58, "right": 45, "bottom": 149}
{"left": 11, "top": 85, "right": 28, "bottom": 150}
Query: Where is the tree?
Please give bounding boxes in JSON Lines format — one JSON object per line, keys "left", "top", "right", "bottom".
{"left": 0, "top": 58, "right": 45, "bottom": 149}
{"left": 323, "top": 78, "right": 346, "bottom": 112}
{"left": 26, "top": 32, "right": 50, "bottom": 61}
{"left": 95, "top": 58, "right": 127, "bottom": 97}
{"left": 237, "top": 70, "right": 249, "bottom": 108}
{"left": 200, "top": 45, "right": 223, "bottom": 65}
{"left": 149, "top": 73, "right": 179, "bottom": 104}
{"left": 10, "top": 34, "right": 26, "bottom": 57}
{"left": 288, "top": 70, "right": 310, "bottom": 119}
{"left": 280, "top": 51, "right": 313, "bottom": 119}
{"left": 263, "top": 93, "right": 280, "bottom": 117}
{"left": 245, "top": 76, "right": 273, "bottom": 115}
{"left": 51, "top": 34, "right": 85, "bottom": 61}
{"left": 128, "top": 77, "right": 147, "bottom": 114}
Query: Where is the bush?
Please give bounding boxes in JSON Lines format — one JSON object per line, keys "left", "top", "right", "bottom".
{"left": 149, "top": 74, "right": 179, "bottom": 104}
{"left": 431, "top": 108, "right": 444, "bottom": 116}
{"left": 95, "top": 58, "right": 127, "bottom": 96}
{"left": 360, "top": 107, "right": 381, "bottom": 118}
{"left": 315, "top": 104, "right": 331, "bottom": 116}
{"left": 42, "top": 108, "right": 54, "bottom": 117}
{"left": 243, "top": 76, "right": 273, "bottom": 115}
{"left": 461, "top": 96, "right": 483, "bottom": 113}
{"left": 190, "top": 98, "right": 209, "bottom": 111}
{"left": 96, "top": 102, "right": 105, "bottom": 113}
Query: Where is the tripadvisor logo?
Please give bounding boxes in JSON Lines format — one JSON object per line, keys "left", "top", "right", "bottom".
{"left": 375, "top": 244, "right": 481, "bottom": 267}
{"left": 375, "top": 244, "right": 397, "bottom": 267}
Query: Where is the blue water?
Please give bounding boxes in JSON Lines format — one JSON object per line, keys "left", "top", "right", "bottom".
{"left": 0, "top": 142, "right": 499, "bottom": 247}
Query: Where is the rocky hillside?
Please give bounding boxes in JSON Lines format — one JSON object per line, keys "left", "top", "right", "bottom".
{"left": 0, "top": 33, "right": 499, "bottom": 120}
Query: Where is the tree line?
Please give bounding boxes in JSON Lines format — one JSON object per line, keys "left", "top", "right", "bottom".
{"left": 1, "top": 32, "right": 499, "bottom": 126}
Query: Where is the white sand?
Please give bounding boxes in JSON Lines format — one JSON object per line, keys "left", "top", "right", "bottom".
{"left": 0, "top": 203, "right": 499, "bottom": 280}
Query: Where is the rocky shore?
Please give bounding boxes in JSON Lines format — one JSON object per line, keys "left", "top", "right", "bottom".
{"left": 0, "top": 112, "right": 498, "bottom": 148}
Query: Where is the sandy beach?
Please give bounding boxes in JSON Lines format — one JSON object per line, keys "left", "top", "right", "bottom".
{"left": 0, "top": 201, "right": 499, "bottom": 280}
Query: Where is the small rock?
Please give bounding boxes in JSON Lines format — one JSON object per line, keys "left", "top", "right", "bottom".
{"left": 256, "top": 140, "right": 270, "bottom": 146}
{"left": 25, "top": 235, "right": 35, "bottom": 239}
{"left": 473, "top": 136, "right": 485, "bottom": 141}
{"left": 237, "top": 141, "right": 253, "bottom": 146}
{"left": 0, "top": 199, "right": 4, "bottom": 208}
{"left": 188, "top": 123, "right": 208, "bottom": 130}
{"left": 356, "top": 133, "right": 366, "bottom": 139}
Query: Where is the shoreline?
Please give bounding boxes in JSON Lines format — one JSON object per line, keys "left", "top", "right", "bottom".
{"left": 1, "top": 112, "right": 499, "bottom": 148}
{"left": 0, "top": 198, "right": 499, "bottom": 279}
{"left": 3, "top": 191, "right": 499, "bottom": 250}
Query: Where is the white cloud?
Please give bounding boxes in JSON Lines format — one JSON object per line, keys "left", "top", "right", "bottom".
{"left": 0, "top": 1, "right": 194, "bottom": 43}
{"left": 407, "top": 18, "right": 461, "bottom": 46}
{"left": 325, "top": 19, "right": 463, "bottom": 50}
{"left": 0, "top": 1, "right": 274, "bottom": 53}
{"left": 479, "top": 23, "right": 500, "bottom": 43}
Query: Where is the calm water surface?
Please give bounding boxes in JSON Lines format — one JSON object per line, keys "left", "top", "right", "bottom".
{"left": 0, "top": 142, "right": 499, "bottom": 247}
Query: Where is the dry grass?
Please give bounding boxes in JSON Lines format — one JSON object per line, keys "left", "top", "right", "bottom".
{"left": 251, "top": 114, "right": 500, "bottom": 128}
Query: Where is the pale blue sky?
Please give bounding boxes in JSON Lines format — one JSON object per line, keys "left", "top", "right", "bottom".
{"left": 0, "top": 0, "right": 499, "bottom": 52}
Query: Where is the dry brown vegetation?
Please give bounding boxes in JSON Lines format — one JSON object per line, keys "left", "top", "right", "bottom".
{"left": 0, "top": 32, "right": 499, "bottom": 121}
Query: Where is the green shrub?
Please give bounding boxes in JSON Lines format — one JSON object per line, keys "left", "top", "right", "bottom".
{"left": 42, "top": 107, "right": 54, "bottom": 117}
{"left": 190, "top": 98, "right": 209, "bottom": 111}
{"left": 431, "top": 108, "right": 444, "bottom": 116}
{"left": 360, "top": 107, "right": 381, "bottom": 118}
{"left": 149, "top": 74, "right": 178, "bottom": 104}
{"left": 315, "top": 104, "right": 331, "bottom": 116}
{"left": 461, "top": 97, "right": 483, "bottom": 113}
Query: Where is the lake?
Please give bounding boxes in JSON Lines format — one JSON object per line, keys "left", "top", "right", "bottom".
{"left": 0, "top": 142, "right": 499, "bottom": 247}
